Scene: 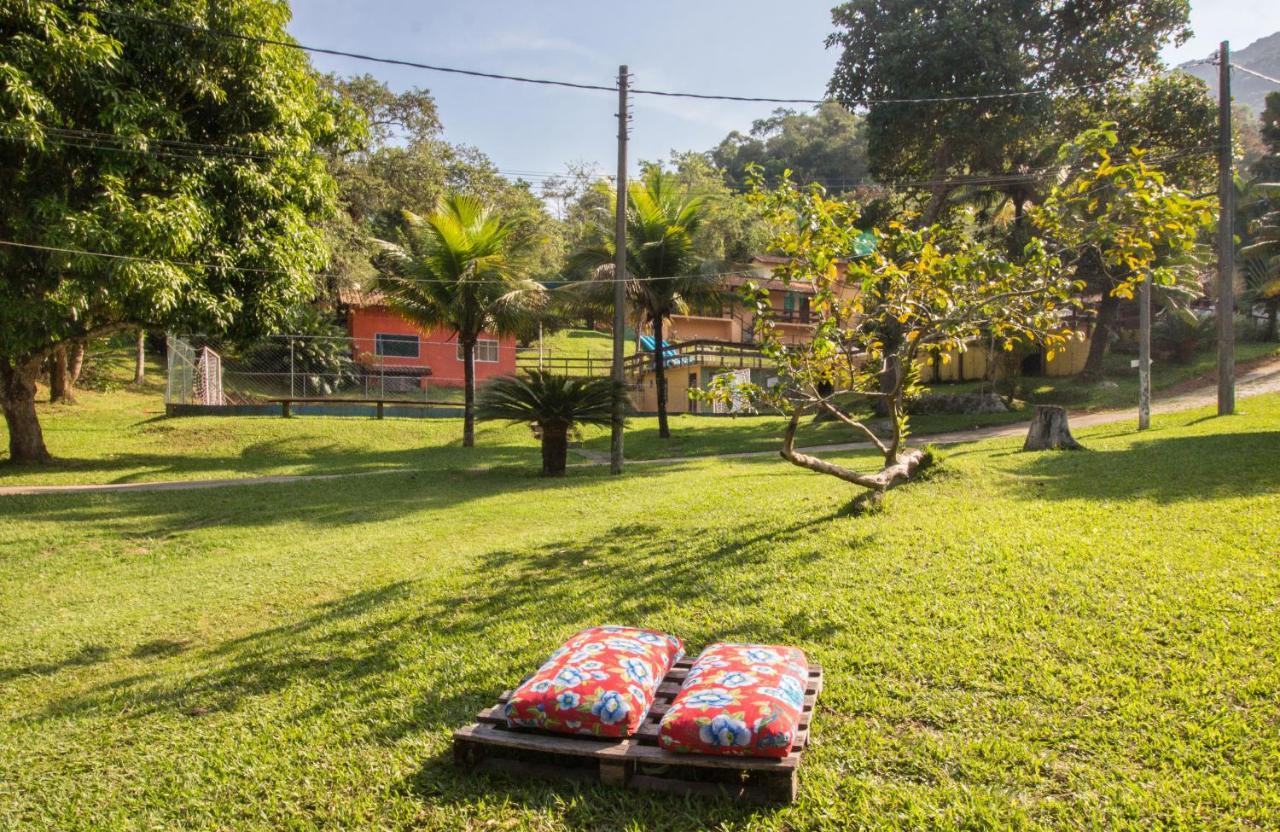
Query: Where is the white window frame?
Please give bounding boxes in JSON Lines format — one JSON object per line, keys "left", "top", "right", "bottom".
{"left": 457, "top": 338, "right": 499, "bottom": 363}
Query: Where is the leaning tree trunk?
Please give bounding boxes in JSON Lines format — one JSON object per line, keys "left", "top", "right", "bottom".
{"left": 133, "top": 330, "right": 146, "bottom": 385}
{"left": 1022, "top": 405, "right": 1083, "bottom": 451}
{"left": 1, "top": 357, "right": 51, "bottom": 464}
{"left": 461, "top": 337, "right": 476, "bottom": 448}
{"left": 653, "top": 316, "right": 670, "bottom": 439}
{"left": 779, "top": 409, "right": 929, "bottom": 514}
{"left": 48, "top": 345, "right": 73, "bottom": 404}
{"left": 540, "top": 422, "right": 569, "bottom": 476}
{"left": 1082, "top": 290, "right": 1120, "bottom": 378}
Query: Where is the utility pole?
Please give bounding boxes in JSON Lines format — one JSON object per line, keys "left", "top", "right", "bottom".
{"left": 1217, "top": 41, "right": 1236, "bottom": 415}
{"left": 610, "top": 65, "right": 629, "bottom": 475}
{"left": 1138, "top": 275, "right": 1151, "bottom": 430}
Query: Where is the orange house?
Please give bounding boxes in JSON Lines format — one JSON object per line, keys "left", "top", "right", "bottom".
{"left": 338, "top": 288, "right": 517, "bottom": 389}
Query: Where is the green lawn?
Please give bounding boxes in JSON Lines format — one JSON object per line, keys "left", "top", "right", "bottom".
{"left": 10, "top": 342, "right": 1274, "bottom": 488}
{"left": 2, "top": 389, "right": 1278, "bottom": 829}
{"left": 526, "top": 327, "right": 634, "bottom": 360}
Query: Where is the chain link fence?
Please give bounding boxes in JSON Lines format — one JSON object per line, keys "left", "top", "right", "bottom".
{"left": 165, "top": 333, "right": 492, "bottom": 408}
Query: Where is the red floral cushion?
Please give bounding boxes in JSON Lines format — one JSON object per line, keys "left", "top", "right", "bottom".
{"left": 504, "top": 626, "right": 684, "bottom": 738}
{"left": 657, "top": 643, "right": 809, "bottom": 758}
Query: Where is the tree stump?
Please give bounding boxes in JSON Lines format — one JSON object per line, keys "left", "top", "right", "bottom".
{"left": 1022, "top": 405, "right": 1083, "bottom": 451}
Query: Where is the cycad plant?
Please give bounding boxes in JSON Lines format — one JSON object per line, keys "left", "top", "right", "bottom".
{"left": 372, "top": 195, "right": 545, "bottom": 446}
{"left": 569, "top": 168, "right": 723, "bottom": 438}
{"left": 477, "top": 371, "right": 628, "bottom": 476}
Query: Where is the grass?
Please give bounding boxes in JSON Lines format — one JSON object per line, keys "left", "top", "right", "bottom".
{"left": 4, "top": 341, "right": 1276, "bottom": 488}
{"left": 1, "top": 389, "right": 1278, "bottom": 829}
{"left": 526, "top": 327, "right": 634, "bottom": 360}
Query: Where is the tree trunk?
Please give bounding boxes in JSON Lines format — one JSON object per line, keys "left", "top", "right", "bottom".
{"left": 1, "top": 357, "right": 51, "bottom": 464}
{"left": 461, "top": 337, "right": 476, "bottom": 448}
{"left": 1082, "top": 289, "right": 1119, "bottom": 378}
{"left": 540, "top": 422, "right": 569, "bottom": 476}
{"left": 779, "top": 408, "right": 929, "bottom": 513}
{"left": 1022, "top": 405, "right": 1083, "bottom": 451}
{"left": 133, "top": 330, "right": 146, "bottom": 385}
{"left": 1266, "top": 299, "right": 1278, "bottom": 342}
{"left": 48, "top": 345, "right": 73, "bottom": 404}
{"left": 653, "top": 316, "right": 670, "bottom": 438}
{"left": 872, "top": 354, "right": 901, "bottom": 417}
{"left": 68, "top": 339, "right": 86, "bottom": 387}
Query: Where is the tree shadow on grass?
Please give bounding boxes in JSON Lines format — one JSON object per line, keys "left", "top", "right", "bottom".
{"left": 4, "top": 458, "right": 699, "bottom": 536}
{"left": 1010, "top": 430, "right": 1280, "bottom": 503}
{"left": 26, "top": 506, "right": 863, "bottom": 827}
{"left": 0, "top": 439, "right": 541, "bottom": 486}
{"left": 35, "top": 509, "right": 856, "bottom": 720}
{"left": 0, "top": 643, "right": 111, "bottom": 684}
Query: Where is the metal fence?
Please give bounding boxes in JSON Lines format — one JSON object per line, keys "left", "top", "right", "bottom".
{"left": 165, "top": 333, "right": 513, "bottom": 407}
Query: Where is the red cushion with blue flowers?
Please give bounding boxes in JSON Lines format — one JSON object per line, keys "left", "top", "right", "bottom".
{"left": 504, "top": 626, "right": 684, "bottom": 738}
{"left": 657, "top": 643, "right": 809, "bottom": 758}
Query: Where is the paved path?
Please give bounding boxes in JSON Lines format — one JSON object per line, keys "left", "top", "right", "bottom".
{"left": 4, "top": 359, "right": 1278, "bottom": 497}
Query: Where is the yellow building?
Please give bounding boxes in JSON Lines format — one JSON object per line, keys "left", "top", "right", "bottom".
{"left": 624, "top": 255, "right": 1092, "bottom": 414}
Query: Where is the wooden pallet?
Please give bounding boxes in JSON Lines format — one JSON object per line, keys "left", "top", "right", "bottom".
{"left": 452, "top": 657, "right": 823, "bottom": 804}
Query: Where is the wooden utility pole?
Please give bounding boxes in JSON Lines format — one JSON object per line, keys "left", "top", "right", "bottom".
{"left": 1138, "top": 275, "right": 1151, "bottom": 430}
{"left": 1217, "top": 41, "right": 1236, "bottom": 415}
{"left": 610, "top": 65, "right": 629, "bottom": 474}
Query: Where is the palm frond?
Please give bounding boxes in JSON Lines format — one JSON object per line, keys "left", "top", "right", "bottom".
{"left": 477, "top": 371, "right": 630, "bottom": 428}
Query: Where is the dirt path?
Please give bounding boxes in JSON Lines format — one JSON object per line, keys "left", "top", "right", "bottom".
{"left": 4, "top": 358, "right": 1278, "bottom": 497}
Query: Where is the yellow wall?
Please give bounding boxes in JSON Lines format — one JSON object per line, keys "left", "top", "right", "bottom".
{"left": 629, "top": 364, "right": 706, "bottom": 414}
{"left": 917, "top": 333, "right": 1091, "bottom": 383}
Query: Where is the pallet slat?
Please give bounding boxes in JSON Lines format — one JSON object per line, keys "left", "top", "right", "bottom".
{"left": 454, "top": 661, "right": 822, "bottom": 803}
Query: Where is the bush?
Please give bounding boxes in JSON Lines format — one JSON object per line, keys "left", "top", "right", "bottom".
{"left": 241, "top": 307, "right": 357, "bottom": 395}
{"left": 1152, "top": 312, "right": 1216, "bottom": 364}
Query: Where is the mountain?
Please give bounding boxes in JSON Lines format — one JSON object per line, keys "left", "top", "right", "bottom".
{"left": 1179, "top": 31, "right": 1280, "bottom": 115}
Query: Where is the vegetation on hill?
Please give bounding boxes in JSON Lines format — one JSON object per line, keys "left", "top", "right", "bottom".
{"left": 1180, "top": 30, "right": 1280, "bottom": 115}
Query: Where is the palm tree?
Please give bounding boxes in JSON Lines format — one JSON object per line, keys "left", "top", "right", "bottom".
{"left": 477, "top": 371, "right": 628, "bottom": 476}
{"left": 569, "top": 168, "right": 722, "bottom": 438}
{"left": 372, "top": 195, "right": 545, "bottom": 446}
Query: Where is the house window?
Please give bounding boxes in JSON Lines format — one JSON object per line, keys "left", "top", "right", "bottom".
{"left": 375, "top": 333, "right": 419, "bottom": 358}
{"left": 457, "top": 339, "right": 499, "bottom": 363}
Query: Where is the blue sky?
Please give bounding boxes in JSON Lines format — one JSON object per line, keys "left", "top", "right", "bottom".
{"left": 287, "top": 0, "right": 1280, "bottom": 181}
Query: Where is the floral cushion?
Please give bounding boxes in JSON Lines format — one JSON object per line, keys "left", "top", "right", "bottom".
{"left": 504, "top": 626, "right": 684, "bottom": 738}
{"left": 657, "top": 643, "right": 809, "bottom": 758}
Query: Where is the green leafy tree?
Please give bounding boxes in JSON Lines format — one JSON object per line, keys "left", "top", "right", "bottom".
{"left": 641, "top": 152, "right": 772, "bottom": 263}
{"left": 241, "top": 306, "right": 357, "bottom": 396}
{"left": 0, "top": 1, "right": 356, "bottom": 464}
{"left": 826, "top": 0, "right": 1191, "bottom": 224}
{"left": 320, "top": 75, "right": 562, "bottom": 301}
{"left": 477, "top": 371, "right": 628, "bottom": 476}
{"left": 569, "top": 169, "right": 723, "bottom": 438}
{"left": 1240, "top": 186, "right": 1280, "bottom": 340}
{"left": 1060, "top": 75, "right": 1217, "bottom": 373}
{"left": 1254, "top": 92, "right": 1280, "bottom": 182}
{"left": 1242, "top": 94, "right": 1280, "bottom": 339}
{"left": 706, "top": 175, "right": 1077, "bottom": 510}
{"left": 372, "top": 195, "right": 545, "bottom": 447}
{"left": 711, "top": 103, "right": 870, "bottom": 192}
{"left": 1033, "top": 126, "right": 1215, "bottom": 344}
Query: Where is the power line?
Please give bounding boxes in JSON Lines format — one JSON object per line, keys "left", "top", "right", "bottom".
{"left": 94, "top": 8, "right": 619, "bottom": 94}
{"left": 0, "top": 238, "right": 778, "bottom": 285}
{"left": 1231, "top": 63, "right": 1280, "bottom": 87}
{"left": 94, "top": 8, "right": 1136, "bottom": 108}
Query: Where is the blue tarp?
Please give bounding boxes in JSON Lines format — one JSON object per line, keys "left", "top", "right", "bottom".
{"left": 638, "top": 336, "right": 693, "bottom": 368}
